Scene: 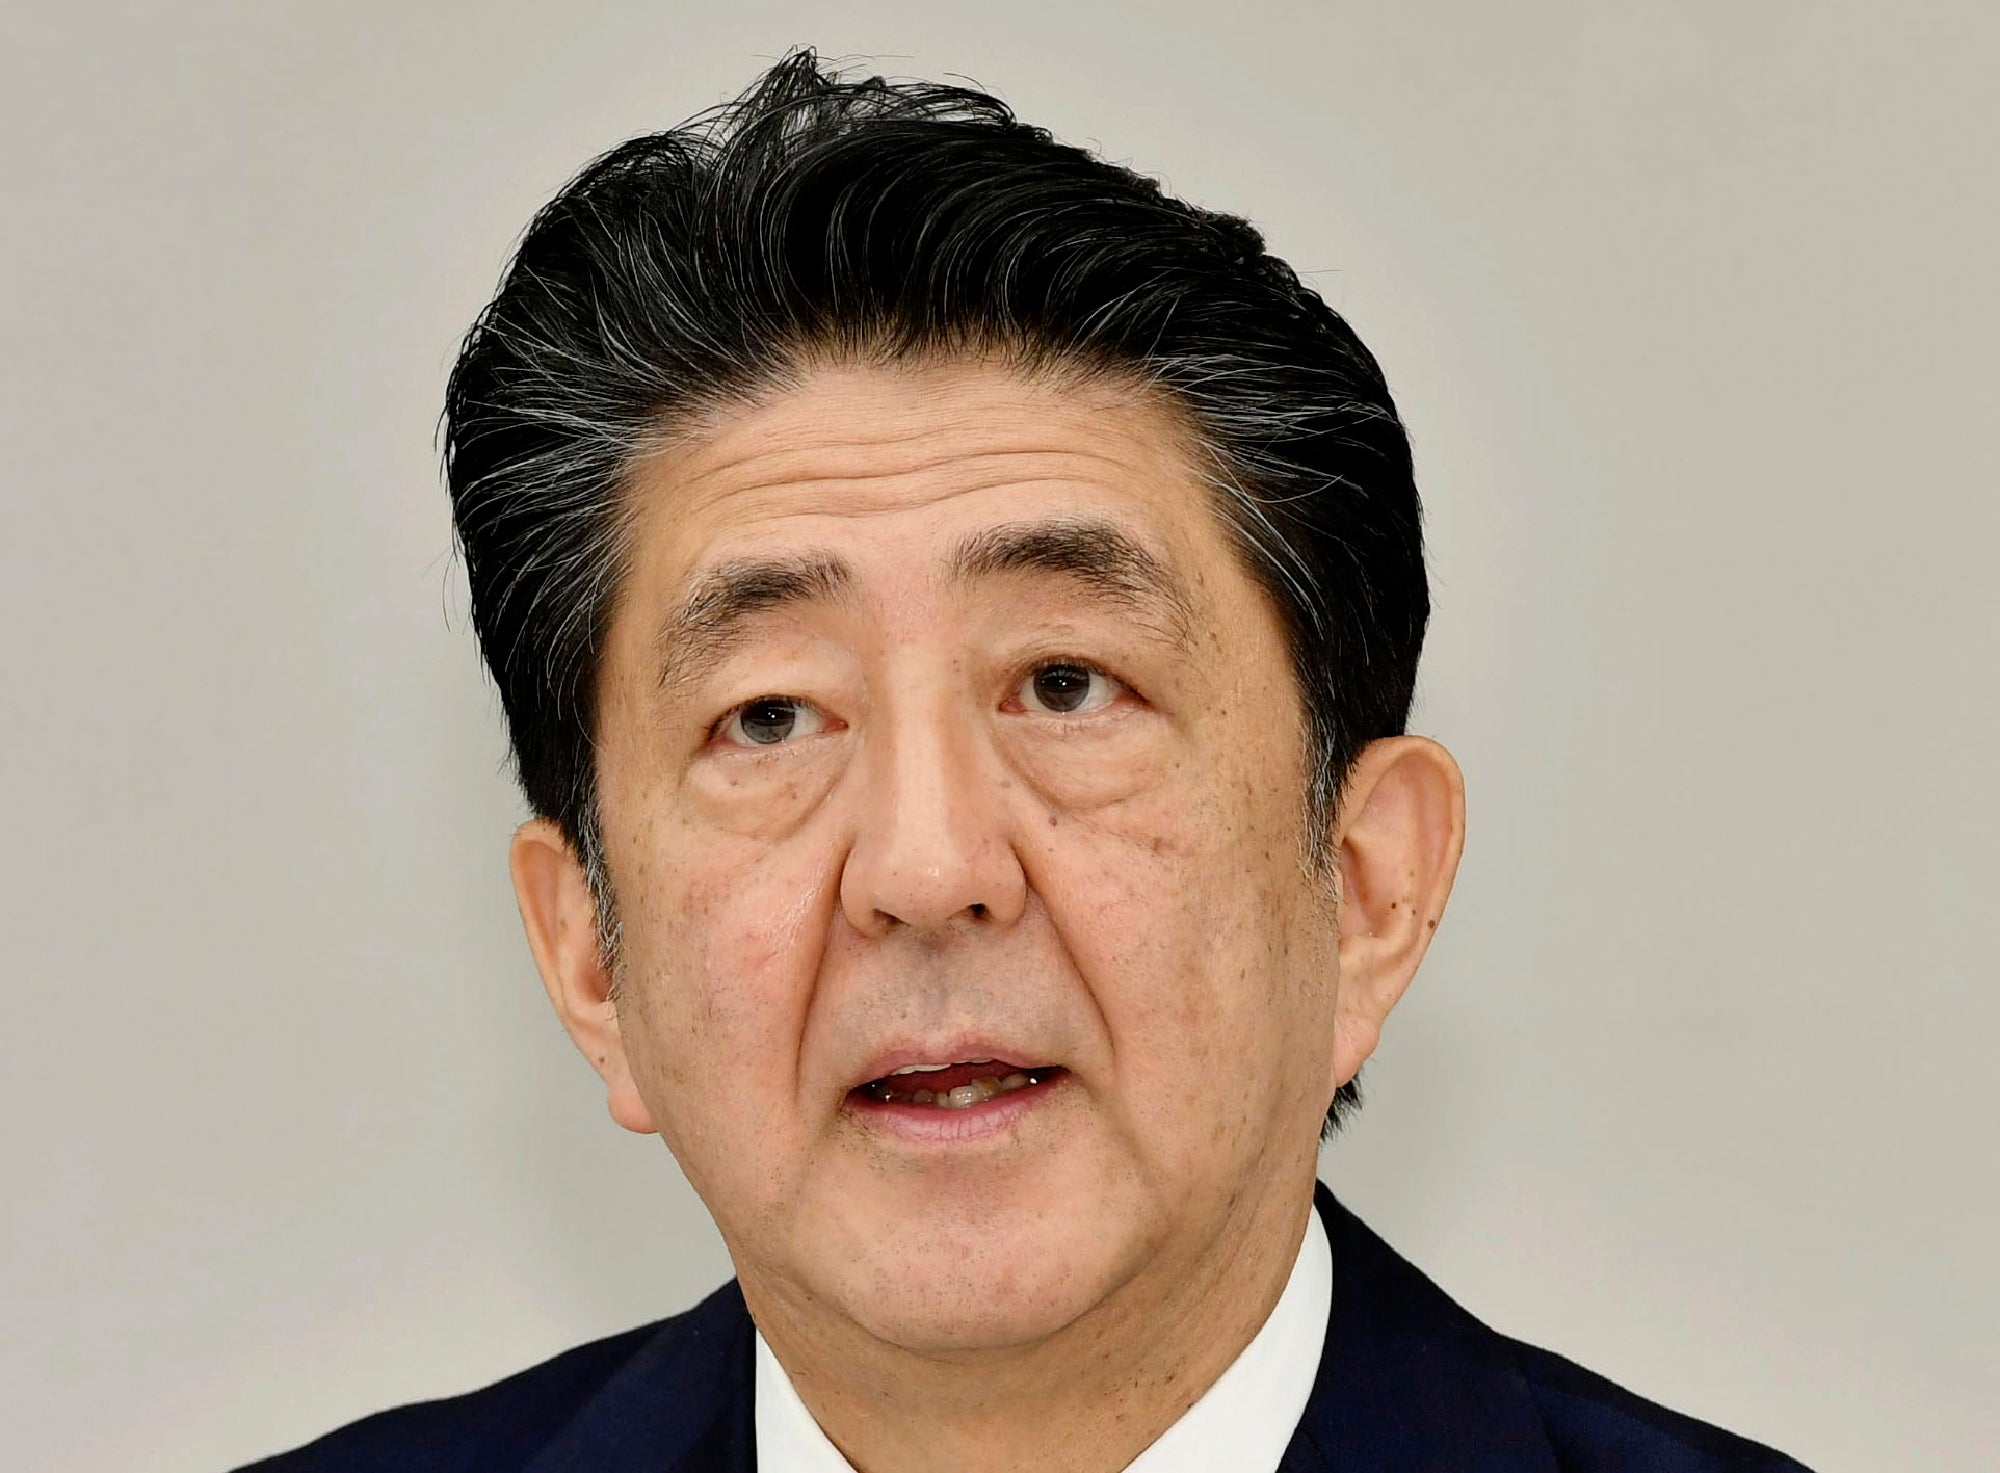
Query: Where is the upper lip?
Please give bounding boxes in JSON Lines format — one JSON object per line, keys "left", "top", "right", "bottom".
{"left": 850, "top": 1039, "right": 1058, "bottom": 1089}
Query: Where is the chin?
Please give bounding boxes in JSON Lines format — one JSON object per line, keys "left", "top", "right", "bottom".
{"left": 812, "top": 1179, "right": 1154, "bottom": 1356}
{"left": 843, "top": 1243, "right": 1125, "bottom": 1355}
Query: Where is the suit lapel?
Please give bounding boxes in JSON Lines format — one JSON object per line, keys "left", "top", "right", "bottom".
{"left": 1281, "top": 1184, "right": 1559, "bottom": 1472}
{"left": 522, "top": 1280, "right": 756, "bottom": 1473}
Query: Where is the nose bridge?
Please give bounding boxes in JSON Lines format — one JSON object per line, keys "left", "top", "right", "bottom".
{"left": 840, "top": 668, "right": 1026, "bottom": 937}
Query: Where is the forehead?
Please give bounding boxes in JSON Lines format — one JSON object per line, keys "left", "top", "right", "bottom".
{"left": 619, "top": 359, "right": 1227, "bottom": 585}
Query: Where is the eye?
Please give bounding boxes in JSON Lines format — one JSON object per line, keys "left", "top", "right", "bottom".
{"left": 1015, "top": 662, "right": 1122, "bottom": 716}
{"left": 717, "top": 696, "right": 827, "bottom": 748}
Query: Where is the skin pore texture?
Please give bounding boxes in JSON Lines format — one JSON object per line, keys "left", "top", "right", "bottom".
{"left": 509, "top": 359, "right": 1466, "bottom": 1473}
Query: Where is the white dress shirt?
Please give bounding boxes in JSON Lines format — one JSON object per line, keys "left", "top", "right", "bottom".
{"left": 753, "top": 1205, "right": 1333, "bottom": 1472}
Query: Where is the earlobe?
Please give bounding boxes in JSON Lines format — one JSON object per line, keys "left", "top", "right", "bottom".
{"left": 1327, "top": 737, "right": 1467, "bottom": 1091}
{"left": 508, "top": 819, "right": 659, "bottom": 1136}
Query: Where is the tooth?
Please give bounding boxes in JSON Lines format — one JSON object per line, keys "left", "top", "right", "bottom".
{"left": 942, "top": 1083, "right": 985, "bottom": 1109}
{"left": 911, "top": 1089, "right": 934, "bottom": 1104}
{"left": 999, "top": 1072, "right": 1029, "bottom": 1092}
{"left": 892, "top": 1063, "right": 950, "bottom": 1075}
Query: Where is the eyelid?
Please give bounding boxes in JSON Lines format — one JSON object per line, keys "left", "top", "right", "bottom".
{"left": 1034, "top": 653, "right": 1131, "bottom": 689}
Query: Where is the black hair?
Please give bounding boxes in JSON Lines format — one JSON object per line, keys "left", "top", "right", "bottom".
{"left": 443, "top": 49, "right": 1428, "bottom": 1134}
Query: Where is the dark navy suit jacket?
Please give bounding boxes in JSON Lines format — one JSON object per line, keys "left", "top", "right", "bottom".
{"left": 246, "top": 1185, "right": 1810, "bottom": 1471}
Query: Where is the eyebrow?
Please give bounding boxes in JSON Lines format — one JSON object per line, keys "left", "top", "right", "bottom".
{"left": 947, "top": 517, "right": 1196, "bottom": 642}
{"left": 655, "top": 552, "right": 852, "bottom": 696}
{"left": 654, "top": 517, "right": 1195, "bottom": 696}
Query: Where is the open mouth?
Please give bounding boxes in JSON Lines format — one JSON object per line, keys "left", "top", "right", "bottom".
{"left": 852, "top": 1058, "right": 1066, "bottom": 1111}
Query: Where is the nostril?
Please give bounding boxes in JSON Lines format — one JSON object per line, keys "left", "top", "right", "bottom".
{"left": 968, "top": 902, "right": 987, "bottom": 918}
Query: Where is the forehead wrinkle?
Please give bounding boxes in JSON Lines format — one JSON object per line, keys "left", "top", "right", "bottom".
{"left": 635, "top": 351, "right": 1196, "bottom": 509}
{"left": 670, "top": 445, "right": 1166, "bottom": 528}
{"left": 652, "top": 385, "right": 1169, "bottom": 504}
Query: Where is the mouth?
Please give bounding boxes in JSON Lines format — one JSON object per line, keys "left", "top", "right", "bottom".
{"left": 849, "top": 1058, "right": 1068, "bottom": 1112}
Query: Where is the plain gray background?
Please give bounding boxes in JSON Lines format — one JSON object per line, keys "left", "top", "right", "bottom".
{"left": 4, "top": 3, "right": 1994, "bottom": 1470}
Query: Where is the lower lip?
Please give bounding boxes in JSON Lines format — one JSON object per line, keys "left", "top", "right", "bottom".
{"left": 844, "top": 1071, "right": 1067, "bottom": 1145}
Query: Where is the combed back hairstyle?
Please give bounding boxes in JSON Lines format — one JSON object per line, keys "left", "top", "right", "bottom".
{"left": 443, "top": 50, "right": 1428, "bottom": 1131}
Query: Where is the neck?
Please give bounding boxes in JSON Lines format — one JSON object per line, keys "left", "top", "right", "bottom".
{"left": 745, "top": 1172, "right": 1319, "bottom": 1473}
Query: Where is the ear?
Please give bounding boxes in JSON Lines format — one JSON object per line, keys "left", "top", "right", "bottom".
{"left": 1327, "top": 736, "right": 1467, "bottom": 1092}
{"left": 508, "top": 818, "right": 658, "bottom": 1135}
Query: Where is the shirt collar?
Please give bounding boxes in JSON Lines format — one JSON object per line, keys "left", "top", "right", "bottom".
{"left": 754, "top": 1326, "right": 862, "bottom": 1473}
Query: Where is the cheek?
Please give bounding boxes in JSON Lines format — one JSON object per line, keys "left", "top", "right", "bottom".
{"left": 612, "top": 828, "right": 832, "bottom": 1149}
{"left": 1044, "top": 780, "right": 1298, "bottom": 1060}
{"left": 1037, "top": 744, "right": 1334, "bottom": 1161}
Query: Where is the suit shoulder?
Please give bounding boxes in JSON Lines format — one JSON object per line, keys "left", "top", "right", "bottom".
{"left": 235, "top": 1284, "right": 744, "bottom": 1473}
{"left": 1505, "top": 1336, "right": 1813, "bottom": 1472}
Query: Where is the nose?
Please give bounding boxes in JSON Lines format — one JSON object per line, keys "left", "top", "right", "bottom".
{"left": 839, "top": 697, "right": 1028, "bottom": 939}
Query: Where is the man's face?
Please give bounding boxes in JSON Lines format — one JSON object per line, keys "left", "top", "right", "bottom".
{"left": 587, "top": 359, "right": 1345, "bottom": 1351}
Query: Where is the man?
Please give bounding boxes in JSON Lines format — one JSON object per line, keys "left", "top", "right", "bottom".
{"left": 249, "top": 50, "right": 1808, "bottom": 1473}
